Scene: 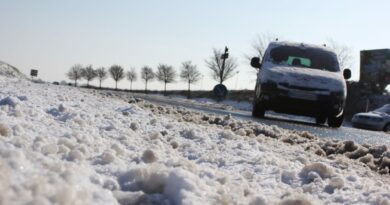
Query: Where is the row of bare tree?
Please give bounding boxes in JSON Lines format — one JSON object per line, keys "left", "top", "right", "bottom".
{"left": 67, "top": 61, "right": 203, "bottom": 98}
{"left": 66, "top": 47, "right": 240, "bottom": 98}
{"left": 66, "top": 36, "right": 353, "bottom": 97}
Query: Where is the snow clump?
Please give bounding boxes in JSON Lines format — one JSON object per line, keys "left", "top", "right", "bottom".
{"left": 68, "top": 149, "right": 84, "bottom": 161}
{"left": 0, "top": 123, "right": 11, "bottom": 137}
{"left": 219, "top": 130, "right": 236, "bottom": 140}
{"left": 279, "top": 195, "right": 314, "bottom": 205}
{"left": 58, "top": 103, "right": 66, "bottom": 112}
{"left": 142, "top": 150, "right": 158, "bottom": 163}
{"left": 325, "top": 177, "right": 344, "bottom": 194}
{"left": 100, "top": 152, "right": 116, "bottom": 165}
{"left": 300, "top": 162, "right": 334, "bottom": 181}
{"left": 180, "top": 129, "right": 198, "bottom": 140}
{"left": 150, "top": 132, "right": 161, "bottom": 140}
{"left": 118, "top": 165, "right": 169, "bottom": 193}
{"left": 281, "top": 170, "right": 297, "bottom": 185}
{"left": 111, "top": 143, "right": 125, "bottom": 156}
{"left": 0, "top": 96, "right": 20, "bottom": 107}
{"left": 130, "top": 122, "right": 139, "bottom": 131}
{"left": 170, "top": 141, "right": 179, "bottom": 149}
{"left": 369, "top": 145, "right": 388, "bottom": 158}
{"left": 249, "top": 196, "right": 267, "bottom": 205}
{"left": 118, "top": 165, "right": 213, "bottom": 205}
{"left": 41, "top": 144, "right": 58, "bottom": 155}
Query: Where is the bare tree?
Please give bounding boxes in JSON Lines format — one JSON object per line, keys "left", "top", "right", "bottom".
{"left": 180, "top": 61, "right": 201, "bottom": 98}
{"left": 141, "top": 66, "right": 155, "bottom": 94}
{"left": 245, "top": 34, "right": 276, "bottom": 73}
{"left": 81, "top": 65, "right": 97, "bottom": 87}
{"left": 96, "top": 67, "right": 108, "bottom": 89}
{"left": 205, "top": 48, "right": 238, "bottom": 84}
{"left": 67, "top": 64, "right": 83, "bottom": 86}
{"left": 109, "top": 65, "right": 125, "bottom": 90}
{"left": 327, "top": 39, "right": 354, "bottom": 71}
{"left": 126, "top": 68, "right": 137, "bottom": 91}
{"left": 156, "top": 64, "right": 176, "bottom": 96}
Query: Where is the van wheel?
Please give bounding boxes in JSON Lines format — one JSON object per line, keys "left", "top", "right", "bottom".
{"left": 252, "top": 101, "right": 265, "bottom": 118}
{"left": 328, "top": 113, "right": 344, "bottom": 128}
{"left": 383, "top": 124, "right": 390, "bottom": 132}
{"left": 315, "top": 116, "right": 326, "bottom": 125}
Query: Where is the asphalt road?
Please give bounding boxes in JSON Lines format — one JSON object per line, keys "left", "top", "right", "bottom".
{"left": 115, "top": 92, "right": 390, "bottom": 146}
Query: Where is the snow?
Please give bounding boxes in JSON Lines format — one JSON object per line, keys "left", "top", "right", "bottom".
{"left": 267, "top": 41, "right": 338, "bottom": 57}
{"left": 0, "top": 74, "right": 390, "bottom": 204}
{"left": 0, "top": 61, "right": 26, "bottom": 79}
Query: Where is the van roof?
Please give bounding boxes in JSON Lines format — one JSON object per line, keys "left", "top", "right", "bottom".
{"left": 268, "top": 41, "right": 336, "bottom": 54}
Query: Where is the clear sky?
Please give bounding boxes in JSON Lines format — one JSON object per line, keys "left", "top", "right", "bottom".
{"left": 1, "top": 0, "right": 390, "bottom": 91}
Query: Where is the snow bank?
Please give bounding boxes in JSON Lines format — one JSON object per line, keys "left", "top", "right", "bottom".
{"left": 0, "top": 61, "right": 26, "bottom": 78}
{"left": 0, "top": 76, "right": 389, "bottom": 205}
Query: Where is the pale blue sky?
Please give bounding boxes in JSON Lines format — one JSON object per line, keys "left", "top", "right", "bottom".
{"left": 1, "top": 0, "right": 390, "bottom": 90}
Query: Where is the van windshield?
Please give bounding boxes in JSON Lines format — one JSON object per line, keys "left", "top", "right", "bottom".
{"left": 269, "top": 45, "right": 340, "bottom": 72}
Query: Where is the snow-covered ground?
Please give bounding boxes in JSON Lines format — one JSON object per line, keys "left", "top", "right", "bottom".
{"left": 1, "top": 75, "right": 390, "bottom": 205}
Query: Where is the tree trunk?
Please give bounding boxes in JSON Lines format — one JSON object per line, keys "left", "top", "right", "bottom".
{"left": 164, "top": 82, "right": 167, "bottom": 96}
{"left": 187, "top": 81, "right": 191, "bottom": 99}
{"left": 74, "top": 79, "right": 77, "bottom": 87}
{"left": 145, "top": 81, "right": 148, "bottom": 94}
{"left": 99, "top": 80, "right": 102, "bottom": 89}
{"left": 87, "top": 80, "right": 89, "bottom": 87}
{"left": 130, "top": 81, "right": 132, "bottom": 92}
{"left": 115, "top": 81, "right": 118, "bottom": 90}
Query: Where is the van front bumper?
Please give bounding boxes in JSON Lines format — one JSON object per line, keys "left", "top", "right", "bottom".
{"left": 258, "top": 82, "right": 345, "bottom": 117}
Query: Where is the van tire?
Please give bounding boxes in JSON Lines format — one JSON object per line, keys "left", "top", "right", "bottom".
{"left": 383, "top": 123, "right": 390, "bottom": 132}
{"left": 252, "top": 101, "right": 265, "bottom": 118}
{"left": 328, "top": 113, "right": 344, "bottom": 128}
{"left": 315, "top": 116, "right": 327, "bottom": 125}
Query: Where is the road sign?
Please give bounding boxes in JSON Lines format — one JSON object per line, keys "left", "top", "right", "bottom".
{"left": 213, "top": 84, "right": 228, "bottom": 99}
{"left": 221, "top": 46, "right": 229, "bottom": 59}
{"left": 30, "top": 69, "right": 38, "bottom": 77}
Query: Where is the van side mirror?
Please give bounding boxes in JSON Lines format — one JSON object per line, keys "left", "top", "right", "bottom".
{"left": 343, "top": 69, "right": 351, "bottom": 80}
{"left": 250, "top": 57, "right": 262, "bottom": 69}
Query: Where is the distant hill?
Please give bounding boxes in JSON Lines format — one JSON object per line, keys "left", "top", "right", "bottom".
{"left": 0, "top": 61, "right": 26, "bottom": 78}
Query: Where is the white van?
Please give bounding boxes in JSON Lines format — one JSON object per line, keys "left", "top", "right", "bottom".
{"left": 250, "top": 41, "right": 351, "bottom": 127}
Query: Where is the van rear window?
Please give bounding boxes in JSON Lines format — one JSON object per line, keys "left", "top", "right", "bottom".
{"left": 286, "top": 56, "right": 311, "bottom": 67}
